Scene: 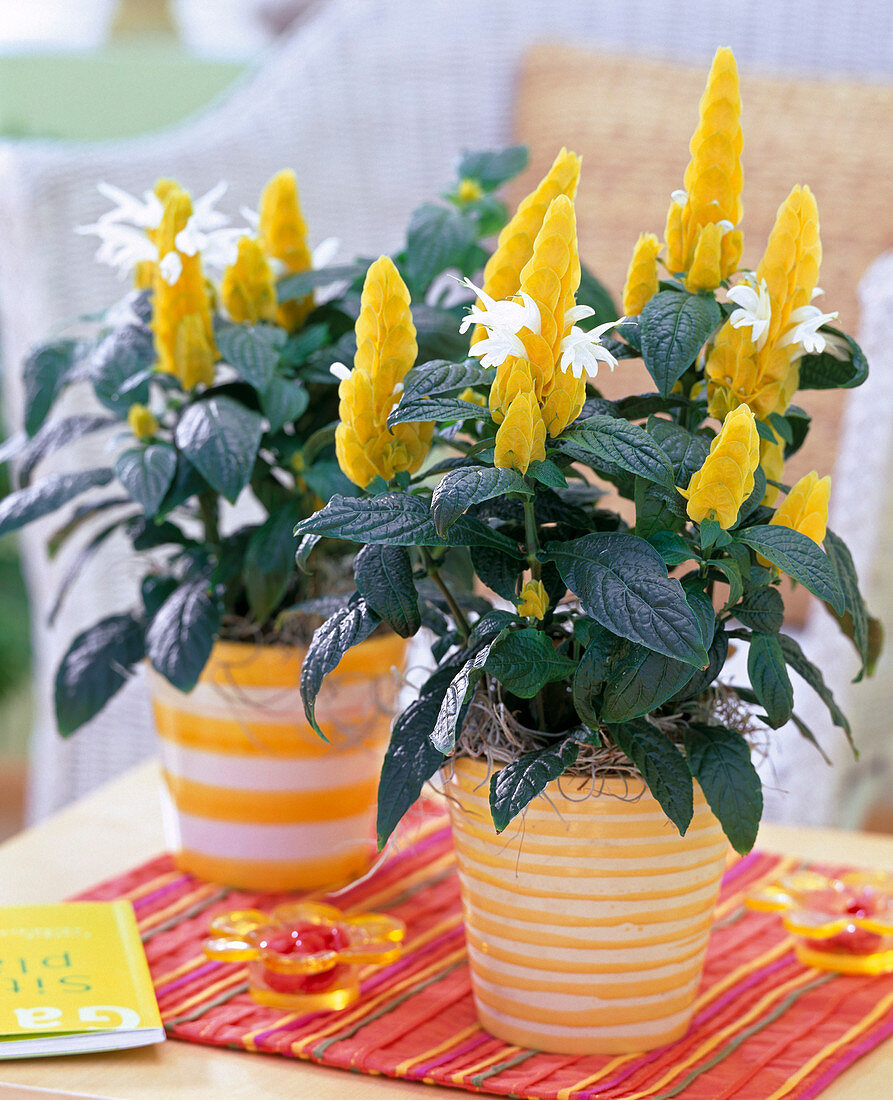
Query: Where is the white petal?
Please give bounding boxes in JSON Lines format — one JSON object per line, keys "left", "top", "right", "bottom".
{"left": 671, "top": 189, "right": 688, "bottom": 206}
{"left": 191, "top": 180, "right": 230, "bottom": 231}
{"left": 329, "top": 362, "right": 351, "bottom": 381}
{"left": 564, "top": 304, "right": 595, "bottom": 326}
{"left": 159, "top": 251, "right": 183, "bottom": 285}
{"left": 240, "top": 205, "right": 261, "bottom": 230}
{"left": 312, "top": 236, "right": 340, "bottom": 269}
{"left": 727, "top": 285, "right": 760, "bottom": 311}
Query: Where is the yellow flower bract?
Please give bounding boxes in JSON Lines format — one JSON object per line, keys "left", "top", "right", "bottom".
{"left": 622, "top": 233, "right": 661, "bottom": 316}
{"left": 220, "top": 237, "right": 277, "bottom": 325}
{"left": 493, "top": 389, "right": 546, "bottom": 475}
{"left": 679, "top": 404, "right": 759, "bottom": 528}
{"left": 127, "top": 403, "right": 158, "bottom": 440}
{"left": 258, "top": 169, "right": 313, "bottom": 330}
{"left": 771, "top": 470, "right": 831, "bottom": 545}
{"left": 516, "top": 579, "right": 549, "bottom": 620}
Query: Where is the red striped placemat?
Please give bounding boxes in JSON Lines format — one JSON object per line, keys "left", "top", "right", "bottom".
{"left": 74, "top": 809, "right": 893, "bottom": 1098}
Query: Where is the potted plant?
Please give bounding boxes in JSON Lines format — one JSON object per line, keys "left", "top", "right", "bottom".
{"left": 0, "top": 150, "right": 566, "bottom": 890}
{"left": 294, "top": 48, "right": 880, "bottom": 1053}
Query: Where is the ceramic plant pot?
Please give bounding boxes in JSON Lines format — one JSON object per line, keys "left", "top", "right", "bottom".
{"left": 148, "top": 633, "right": 404, "bottom": 891}
{"left": 444, "top": 756, "right": 728, "bottom": 1055}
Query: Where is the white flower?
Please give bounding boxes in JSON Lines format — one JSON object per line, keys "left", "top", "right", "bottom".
{"left": 158, "top": 251, "right": 183, "bottom": 285}
{"left": 240, "top": 205, "right": 261, "bottom": 230}
{"left": 671, "top": 189, "right": 688, "bottom": 206}
{"left": 75, "top": 221, "right": 158, "bottom": 279}
{"left": 190, "top": 180, "right": 229, "bottom": 231}
{"left": 329, "top": 362, "right": 351, "bottom": 381}
{"left": 558, "top": 317, "right": 627, "bottom": 379}
{"left": 779, "top": 304, "right": 839, "bottom": 357}
{"left": 727, "top": 277, "right": 772, "bottom": 350}
{"left": 95, "top": 182, "right": 163, "bottom": 228}
{"left": 312, "top": 237, "right": 340, "bottom": 269}
{"left": 459, "top": 277, "right": 541, "bottom": 368}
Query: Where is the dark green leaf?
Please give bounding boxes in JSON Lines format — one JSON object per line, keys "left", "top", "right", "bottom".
{"left": 541, "top": 532, "right": 708, "bottom": 665}
{"left": 302, "top": 458, "right": 361, "bottom": 503}
{"left": 645, "top": 418, "right": 711, "bottom": 488}
{"left": 489, "top": 737, "right": 580, "bottom": 833}
{"left": 640, "top": 291, "right": 722, "bottom": 396}
{"left": 823, "top": 528, "right": 871, "bottom": 678}
{"left": 527, "top": 459, "right": 567, "bottom": 488}
{"left": 468, "top": 609, "right": 516, "bottom": 646}
{"left": 470, "top": 544, "right": 519, "bottom": 601}
{"left": 457, "top": 146, "right": 528, "bottom": 191}
{"left": 559, "top": 416, "right": 676, "bottom": 491}
{"left": 608, "top": 718, "right": 693, "bottom": 834}
{"left": 156, "top": 454, "right": 207, "bottom": 516}
{"left": 571, "top": 626, "right": 615, "bottom": 726}
{"left": 747, "top": 632, "right": 794, "bottom": 728}
{"left": 734, "top": 526, "right": 845, "bottom": 615}
{"left": 412, "top": 304, "right": 471, "bottom": 362}
{"left": 54, "top": 614, "right": 145, "bottom": 736}
{"left": 276, "top": 263, "right": 367, "bottom": 302}
{"left": 114, "top": 444, "right": 177, "bottom": 516}
{"left": 485, "top": 628, "right": 577, "bottom": 699}
{"left": 798, "top": 329, "right": 868, "bottom": 390}
{"left": 141, "top": 575, "right": 178, "bottom": 620}
{"left": 430, "top": 645, "right": 492, "bottom": 753}
{"left": 404, "top": 204, "right": 477, "bottom": 292}
{"left": 215, "top": 321, "right": 285, "bottom": 391}
{"left": 734, "top": 586, "right": 785, "bottom": 633}
{"left": 600, "top": 642, "right": 694, "bottom": 723}
{"left": 0, "top": 468, "right": 113, "bottom": 537}
{"left": 175, "top": 395, "right": 263, "bottom": 503}
{"left": 388, "top": 395, "right": 489, "bottom": 428}
{"left": 300, "top": 595, "right": 380, "bottom": 735}
{"left": 712, "top": 559, "right": 744, "bottom": 609}
{"left": 279, "top": 322, "right": 330, "bottom": 368}
{"left": 23, "top": 340, "right": 79, "bottom": 436}
{"left": 700, "top": 518, "right": 732, "bottom": 551}
{"left": 354, "top": 544, "right": 420, "bottom": 638}
{"left": 263, "top": 377, "right": 310, "bottom": 439}
{"left": 681, "top": 579, "right": 716, "bottom": 647}
{"left": 244, "top": 505, "right": 298, "bottom": 623}
{"left": 670, "top": 628, "right": 729, "bottom": 702}
{"left": 784, "top": 406, "right": 811, "bottom": 459}
{"left": 295, "top": 532, "right": 321, "bottom": 573}
{"left": 777, "top": 633, "right": 854, "bottom": 750}
{"left": 735, "top": 467, "right": 768, "bottom": 527}
{"left": 575, "top": 262, "right": 619, "bottom": 327}
{"left": 683, "top": 723, "right": 763, "bottom": 854}
{"left": 146, "top": 580, "right": 221, "bottom": 693}
{"left": 767, "top": 412, "right": 793, "bottom": 445}
{"left": 401, "top": 359, "right": 492, "bottom": 404}
{"left": 647, "top": 531, "right": 692, "bottom": 567}
{"left": 431, "top": 466, "right": 531, "bottom": 536}
{"left": 46, "top": 497, "right": 131, "bottom": 557}
{"left": 634, "top": 478, "right": 683, "bottom": 538}
{"left": 90, "top": 325, "right": 154, "bottom": 412}
{"left": 18, "top": 415, "right": 115, "bottom": 487}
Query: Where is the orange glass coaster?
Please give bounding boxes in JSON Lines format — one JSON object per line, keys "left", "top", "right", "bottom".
{"left": 203, "top": 901, "right": 405, "bottom": 1011}
{"left": 747, "top": 870, "right": 893, "bottom": 975}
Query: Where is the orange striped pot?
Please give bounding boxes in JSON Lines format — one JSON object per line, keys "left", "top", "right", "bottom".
{"left": 148, "top": 633, "right": 404, "bottom": 892}
{"left": 444, "top": 756, "right": 728, "bottom": 1055}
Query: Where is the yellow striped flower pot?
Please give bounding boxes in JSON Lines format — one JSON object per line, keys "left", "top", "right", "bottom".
{"left": 444, "top": 756, "right": 729, "bottom": 1055}
{"left": 148, "top": 633, "right": 404, "bottom": 892}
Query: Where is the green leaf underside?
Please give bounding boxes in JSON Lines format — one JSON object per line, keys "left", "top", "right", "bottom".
{"left": 683, "top": 723, "right": 763, "bottom": 854}
{"left": 489, "top": 738, "right": 580, "bottom": 833}
{"left": 17, "top": 415, "right": 116, "bottom": 487}
{"left": 354, "top": 544, "right": 420, "bottom": 638}
{"left": 640, "top": 291, "right": 722, "bottom": 397}
{"left": 798, "top": 329, "right": 868, "bottom": 390}
{"left": 430, "top": 645, "right": 492, "bottom": 753}
{"left": 734, "top": 526, "right": 845, "bottom": 615}
{"left": 54, "top": 614, "right": 145, "bottom": 736}
{"left": 559, "top": 416, "right": 676, "bottom": 491}
{"left": 0, "top": 468, "right": 113, "bottom": 538}
{"left": 300, "top": 597, "right": 380, "bottom": 734}
{"left": 175, "top": 396, "right": 264, "bottom": 504}
{"left": 541, "top": 532, "right": 708, "bottom": 666}
{"left": 146, "top": 580, "right": 221, "bottom": 693}
{"left": 485, "top": 628, "right": 577, "bottom": 699}
{"left": 607, "top": 719, "right": 693, "bottom": 834}
{"left": 747, "top": 632, "right": 795, "bottom": 728}
{"left": 431, "top": 466, "right": 531, "bottom": 536}
{"left": 114, "top": 445, "right": 177, "bottom": 516}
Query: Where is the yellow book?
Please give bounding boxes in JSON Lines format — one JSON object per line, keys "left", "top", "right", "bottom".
{"left": 0, "top": 901, "right": 164, "bottom": 1058}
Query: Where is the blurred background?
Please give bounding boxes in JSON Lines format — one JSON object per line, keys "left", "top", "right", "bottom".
{"left": 0, "top": 0, "right": 891, "bottom": 841}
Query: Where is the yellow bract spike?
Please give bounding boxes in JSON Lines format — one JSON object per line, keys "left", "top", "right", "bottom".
{"left": 258, "top": 169, "right": 313, "bottom": 330}
{"left": 756, "top": 185, "right": 822, "bottom": 350}
{"left": 678, "top": 404, "right": 759, "bottom": 528}
{"left": 684, "top": 223, "right": 724, "bottom": 293}
{"left": 175, "top": 312, "right": 217, "bottom": 391}
{"left": 334, "top": 256, "right": 433, "bottom": 489}
{"left": 516, "top": 579, "right": 548, "bottom": 620}
{"left": 472, "top": 148, "right": 581, "bottom": 344}
{"left": 220, "top": 237, "right": 277, "bottom": 325}
{"left": 493, "top": 388, "right": 546, "bottom": 475}
{"left": 622, "top": 233, "right": 661, "bottom": 316}
{"left": 771, "top": 470, "right": 831, "bottom": 545}
{"left": 127, "top": 403, "right": 158, "bottom": 440}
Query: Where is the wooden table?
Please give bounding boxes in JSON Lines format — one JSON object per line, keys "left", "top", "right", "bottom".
{"left": 0, "top": 762, "right": 890, "bottom": 1099}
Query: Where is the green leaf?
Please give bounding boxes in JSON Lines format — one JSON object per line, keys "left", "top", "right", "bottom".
{"left": 485, "top": 628, "right": 577, "bottom": 699}
{"left": 175, "top": 395, "right": 264, "bottom": 504}
{"left": 90, "top": 325, "right": 154, "bottom": 413}
{"left": 648, "top": 531, "right": 692, "bottom": 567}
{"left": 457, "top": 145, "right": 528, "bottom": 191}
{"left": 412, "top": 304, "right": 471, "bottom": 363}
{"left": 683, "top": 723, "right": 763, "bottom": 854}
{"left": 671, "top": 628, "right": 729, "bottom": 702}
{"left": 430, "top": 645, "right": 492, "bottom": 753}
{"left": 17, "top": 415, "right": 115, "bottom": 487}
{"left": 634, "top": 477, "right": 684, "bottom": 538}
{"left": 734, "top": 526, "right": 845, "bottom": 615}
{"left": 559, "top": 416, "right": 676, "bottom": 491}
{"left": 469, "top": 544, "right": 519, "bottom": 601}
{"left": 54, "top": 614, "right": 145, "bottom": 736}
{"left": 784, "top": 406, "right": 811, "bottom": 459}
{"left": 571, "top": 627, "right": 615, "bottom": 726}
{"left": 640, "top": 290, "right": 722, "bottom": 397}
{"left": 798, "top": 329, "right": 868, "bottom": 390}
{"left": 734, "top": 586, "right": 785, "bottom": 634}
{"left": 114, "top": 444, "right": 177, "bottom": 517}
{"left": 731, "top": 684, "right": 831, "bottom": 764}
{"left": 261, "top": 376, "right": 310, "bottom": 434}
{"left": 141, "top": 575, "right": 178, "bottom": 620}
{"left": 735, "top": 467, "right": 768, "bottom": 527}
{"left": 48, "top": 517, "right": 134, "bottom": 627}
{"left": 700, "top": 518, "right": 732, "bottom": 550}
{"left": 600, "top": 642, "right": 694, "bottom": 723}
{"left": 541, "top": 532, "right": 708, "bottom": 665}
{"left": 294, "top": 533, "right": 321, "bottom": 573}
{"left": 300, "top": 595, "right": 380, "bottom": 735}
{"left": 489, "top": 737, "right": 580, "bottom": 832}
{"left": 468, "top": 609, "right": 517, "bottom": 646}
{"left": 822, "top": 528, "right": 871, "bottom": 678}
{"left": 526, "top": 459, "right": 567, "bottom": 488}
{"left": 354, "top": 544, "right": 420, "bottom": 638}
{"left": 681, "top": 580, "right": 716, "bottom": 648}
{"left": 607, "top": 718, "right": 693, "bottom": 834}
{"left": 279, "top": 322, "right": 330, "bottom": 368}
{"left": 0, "top": 468, "right": 113, "bottom": 537}
{"left": 146, "top": 579, "right": 221, "bottom": 693}
{"left": 767, "top": 412, "right": 793, "bottom": 445}
{"left": 276, "top": 263, "right": 367, "bottom": 302}
{"left": 23, "top": 340, "right": 79, "bottom": 436}
{"left": 576, "top": 262, "right": 620, "bottom": 327}
{"left": 777, "top": 633, "right": 855, "bottom": 751}
{"left": 747, "top": 632, "right": 794, "bottom": 728}
{"left": 645, "top": 418, "right": 711, "bottom": 488}
{"left": 712, "top": 559, "right": 744, "bottom": 609}
{"left": 244, "top": 505, "right": 297, "bottom": 623}
{"left": 388, "top": 395, "right": 490, "bottom": 428}
{"left": 401, "top": 359, "right": 492, "bottom": 403}
{"left": 215, "top": 321, "right": 285, "bottom": 391}
{"left": 403, "top": 204, "right": 477, "bottom": 293}
{"left": 431, "top": 466, "right": 531, "bottom": 536}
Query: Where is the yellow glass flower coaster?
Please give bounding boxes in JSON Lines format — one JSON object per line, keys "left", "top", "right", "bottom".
{"left": 203, "top": 902, "right": 405, "bottom": 1011}
{"left": 747, "top": 870, "right": 893, "bottom": 975}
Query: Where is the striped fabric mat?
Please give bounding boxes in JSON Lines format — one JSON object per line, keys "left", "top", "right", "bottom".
{"left": 75, "top": 809, "right": 893, "bottom": 1098}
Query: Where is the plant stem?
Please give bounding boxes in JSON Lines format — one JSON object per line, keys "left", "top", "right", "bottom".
{"left": 523, "top": 498, "right": 541, "bottom": 581}
{"left": 198, "top": 491, "right": 220, "bottom": 550}
{"left": 423, "top": 551, "right": 471, "bottom": 642}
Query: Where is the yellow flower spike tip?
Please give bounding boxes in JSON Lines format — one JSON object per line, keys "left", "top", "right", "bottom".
{"left": 127, "top": 403, "right": 158, "bottom": 440}
{"left": 679, "top": 403, "right": 759, "bottom": 528}
{"left": 458, "top": 387, "right": 487, "bottom": 407}
{"left": 622, "top": 233, "right": 661, "bottom": 316}
{"left": 472, "top": 147, "right": 581, "bottom": 345}
{"left": 258, "top": 169, "right": 313, "bottom": 330}
{"left": 516, "top": 580, "right": 548, "bottom": 620}
{"left": 666, "top": 46, "right": 743, "bottom": 284}
{"left": 175, "top": 312, "right": 218, "bottom": 391}
{"left": 334, "top": 255, "right": 433, "bottom": 489}
{"left": 771, "top": 470, "right": 831, "bottom": 545}
{"left": 493, "top": 388, "right": 546, "bottom": 475}
{"left": 756, "top": 185, "right": 822, "bottom": 352}
{"left": 684, "top": 222, "right": 725, "bottom": 293}
{"left": 220, "top": 237, "right": 277, "bottom": 325}
{"left": 456, "top": 177, "right": 483, "bottom": 204}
